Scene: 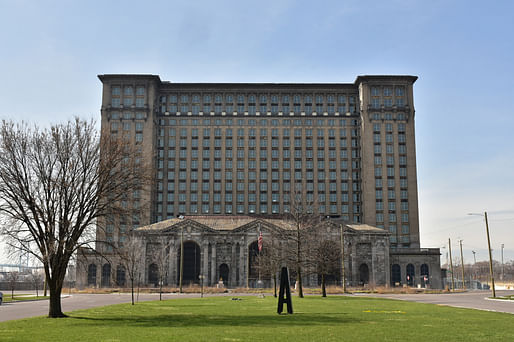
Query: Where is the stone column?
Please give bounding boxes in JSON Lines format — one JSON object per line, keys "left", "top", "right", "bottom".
{"left": 352, "top": 243, "right": 358, "bottom": 285}
{"left": 371, "top": 243, "right": 376, "bottom": 286}
{"left": 202, "top": 241, "right": 209, "bottom": 286}
{"left": 211, "top": 242, "right": 217, "bottom": 285}
{"left": 169, "top": 242, "right": 177, "bottom": 286}
{"left": 230, "top": 243, "right": 236, "bottom": 286}
{"left": 384, "top": 241, "right": 390, "bottom": 287}
{"left": 239, "top": 241, "right": 245, "bottom": 287}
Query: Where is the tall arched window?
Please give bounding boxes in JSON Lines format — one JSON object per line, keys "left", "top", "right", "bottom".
{"left": 116, "top": 265, "right": 126, "bottom": 286}
{"left": 391, "top": 264, "right": 401, "bottom": 286}
{"left": 101, "top": 263, "right": 111, "bottom": 287}
{"left": 87, "top": 264, "right": 97, "bottom": 286}
{"left": 421, "top": 264, "right": 429, "bottom": 285}
{"left": 406, "top": 264, "right": 415, "bottom": 286}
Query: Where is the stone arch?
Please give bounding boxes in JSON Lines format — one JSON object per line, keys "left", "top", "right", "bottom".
{"left": 116, "top": 265, "right": 126, "bottom": 287}
{"left": 391, "top": 264, "right": 401, "bottom": 286}
{"left": 101, "top": 263, "right": 111, "bottom": 287}
{"left": 219, "top": 263, "right": 229, "bottom": 286}
{"left": 149, "top": 263, "right": 159, "bottom": 286}
{"left": 177, "top": 240, "right": 201, "bottom": 285}
{"left": 87, "top": 264, "right": 97, "bottom": 286}
{"left": 406, "top": 263, "right": 415, "bottom": 286}
{"left": 359, "top": 263, "right": 369, "bottom": 285}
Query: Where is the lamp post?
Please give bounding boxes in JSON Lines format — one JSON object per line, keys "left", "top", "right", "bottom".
{"left": 468, "top": 212, "right": 495, "bottom": 297}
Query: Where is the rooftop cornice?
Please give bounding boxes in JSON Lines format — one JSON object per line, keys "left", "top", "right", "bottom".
{"left": 354, "top": 75, "right": 418, "bottom": 84}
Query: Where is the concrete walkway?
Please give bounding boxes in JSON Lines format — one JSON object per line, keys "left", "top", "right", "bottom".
{"left": 356, "top": 290, "right": 514, "bottom": 314}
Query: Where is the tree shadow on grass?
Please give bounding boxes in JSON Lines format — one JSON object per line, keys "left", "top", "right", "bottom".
{"left": 68, "top": 312, "right": 360, "bottom": 328}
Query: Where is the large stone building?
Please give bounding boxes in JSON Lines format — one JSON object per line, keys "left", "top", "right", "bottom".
{"left": 76, "top": 74, "right": 441, "bottom": 289}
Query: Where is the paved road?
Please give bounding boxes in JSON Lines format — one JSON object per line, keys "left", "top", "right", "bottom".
{"left": 0, "top": 292, "right": 240, "bottom": 322}
{"left": 357, "top": 290, "right": 514, "bottom": 314}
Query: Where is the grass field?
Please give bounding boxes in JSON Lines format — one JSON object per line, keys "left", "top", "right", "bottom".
{"left": 0, "top": 296, "right": 513, "bottom": 341}
{"left": 1, "top": 294, "right": 49, "bottom": 303}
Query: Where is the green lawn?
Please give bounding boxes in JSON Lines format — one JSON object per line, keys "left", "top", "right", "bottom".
{"left": 1, "top": 295, "right": 49, "bottom": 303}
{"left": 0, "top": 296, "right": 512, "bottom": 341}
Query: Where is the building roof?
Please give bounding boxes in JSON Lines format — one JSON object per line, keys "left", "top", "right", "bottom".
{"left": 136, "top": 216, "right": 386, "bottom": 234}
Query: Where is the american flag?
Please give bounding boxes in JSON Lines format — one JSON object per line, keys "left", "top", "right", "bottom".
{"left": 258, "top": 231, "right": 263, "bottom": 252}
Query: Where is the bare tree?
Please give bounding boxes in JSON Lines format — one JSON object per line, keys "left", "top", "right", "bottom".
{"left": 117, "top": 232, "right": 145, "bottom": 305}
{"left": 0, "top": 118, "right": 147, "bottom": 317}
{"left": 7, "top": 271, "right": 19, "bottom": 300}
{"left": 149, "top": 235, "right": 171, "bottom": 301}
{"left": 255, "top": 231, "right": 284, "bottom": 297}
{"left": 311, "top": 236, "right": 341, "bottom": 297}
{"left": 31, "top": 271, "right": 43, "bottom": 297}
{"left": 282, "top": 185, "right": 323, "bottom": 298}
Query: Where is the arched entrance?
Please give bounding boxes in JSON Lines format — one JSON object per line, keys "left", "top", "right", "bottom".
{"left": 248, "top": 241, "right": 259, "bottom": 280}
{"left": 149, "top": 263, "right": 159, "bottom": 286}
{"left": 178, "top": 241, "right": 201, "bottom": 285}
{"left": 406, "top": 263, "right": 415, "bottom": 286}
{"left": 420, "top": 264, "right": 429, "bottom": 286}
{"left": 219, "top": 263, "right": 229, "bottom": 286}
{"left": 87, "top": 264, "right": 97, "bottom": 286}
{"left": 101, "top": 263, "right": 111, "bottom": 287}
{"left": 116, "top": 265, "right": 126, "bottom": 287}
{"left": 359, "top": 263, "right": 369, "bottom": 285}
{"left": 391, "top": 264, "right": 401, "bottom": 286}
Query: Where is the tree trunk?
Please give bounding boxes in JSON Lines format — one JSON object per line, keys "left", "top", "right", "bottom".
{"left": 321, "top": 274, "right": 326, "bottom": 297}
{"left": 11, "top": 287, "right": 14, "bottom": 301}
{"left": 273, "top": 274, "right": 277, "bottom": 298}
{"left": 131, "top": 278, "right": 135, "bottom": 305}
{"left": 48, "top": 283, "right": 66, "bottom": 317}
{"left": 160, "top": 281, "right": 162, "bottom": 301}
{"left": 297, "top": 266, "right": 304, "bottom": 298}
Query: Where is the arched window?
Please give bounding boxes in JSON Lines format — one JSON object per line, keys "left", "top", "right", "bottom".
{"left": 421, "top": 264, "right": 429, "bottom": 285}
{"left": 149, "top": 263, "right": 159, "bottom": 286}
{"left": 116, "top": 265, "right": 126, "bottom": 286}
{"left": 406, "top": 264, "right": 415, "bottom": 286}
{"left": 359, "top": 263, "right": 369, "bottom": 285}
{"left": 101, "top": 263, "right": 111, "bottom": 287}
{"left": 177, "top": 241, "right": 201, "bottom": 285}
{"left": 391, "top": 264, "right": 401, "bottom": 286}
{"left": 87, "top": 264, "right": 97, "bottom": 286}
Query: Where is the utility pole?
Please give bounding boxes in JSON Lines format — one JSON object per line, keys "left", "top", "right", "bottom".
{"left": 484, "top": 211, "right": 496, "bottom": 297}
{"left": 340, "top": 224, "right": 346, "bottom": 293}
{"left": 472, "top": 250, "right": 476, "bottom": 282}
{"left": 448, "top": 238, "right": 455, "bottom": 292}
{"left": 459, "top": 240, "right": 465, "bottom": 289}
{"left": 501, "top": 243, "right": 504, "bottom": 281}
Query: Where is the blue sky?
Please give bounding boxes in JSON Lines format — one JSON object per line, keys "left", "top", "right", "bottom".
{"left": 1, "top": 0, "right": 513, "bottom": 264}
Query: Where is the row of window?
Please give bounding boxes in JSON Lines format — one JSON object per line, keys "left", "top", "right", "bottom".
{"left": 370, "top": 98, "right": 405, "bottom": 108}
{"left": 112, "top": 86, "right": 146, "bottom": 96}
{"left": 159, "top": 191, "right": 360, "bottom": 203}
{"left": 161, "top": 104, "right": 356, "bottom": 115}
{"left": 111, "top": 98, "right": 145, "bottom": 108}
{"left": 376, "top": 213, "right": 410, "bottom": 223}
{"left": 159, "top": 94, "right": 357, "bottom": 105}
{"left": 158, "top": 181, "right": 360, "bottom": 193}
{"left": 375, "top": 178, "right": 409, "bottom": 188}
{"left": 160, "top": 127, "right": 359, "bottom": 138}
{"left": 161, "top": 159, "right": 360, "bottom": 171}
{"left": 371, "top": 112, "right": 407, "bottom": 121}
{"left": 376, "top": 201, "right": 409, "bottom": 211}
{"left": 371, "top": 87, "right": 405, "bottom": 97}
{"left": 155, "top": 203, "right": 361, "bottom": 216}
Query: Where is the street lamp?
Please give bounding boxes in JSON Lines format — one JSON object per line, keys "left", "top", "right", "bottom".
{"left": 468, "top": 212, "right": 496, "bottom": 297}
{"left": 199, "top": 275, "right": 205, "bottom": 298}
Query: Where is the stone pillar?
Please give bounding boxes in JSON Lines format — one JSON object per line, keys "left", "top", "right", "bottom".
{"left": 239, "top": 241, "right": 245, "bottom": 287}
{"left": 371, "top": 243, "right": 376, "bottom": 286}
{"left": 169, "top": 242, "right": 177, "bottom": 286}
{"left": 384, "top": 241, "right": 390, "bottom": 287}
{"left": 352, "top": 243, "right": 358, "bottom": 285}
{"left": 211, "top": 242, "right": 217, "bottom": 285}
{"left": 202, "top": 241, "right": 209, "bottom": 286}
{"left": 230, "top": 243, "right": 236, "bottom": 286}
